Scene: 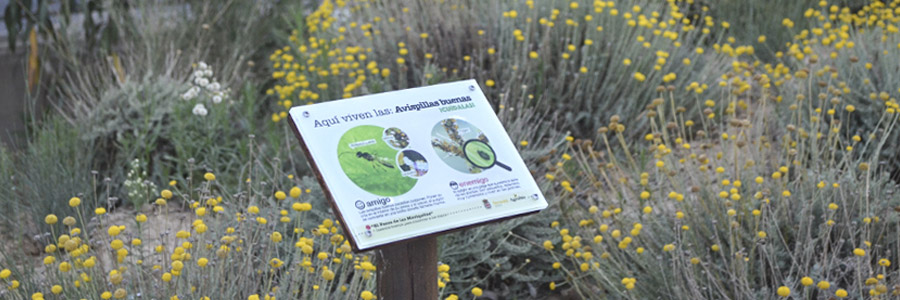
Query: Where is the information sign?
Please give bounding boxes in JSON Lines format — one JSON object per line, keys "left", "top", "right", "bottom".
{"left": 288, "top": 79, "right": 547, "bottom": 251}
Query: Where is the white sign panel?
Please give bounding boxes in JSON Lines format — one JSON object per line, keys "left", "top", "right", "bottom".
{"left": 289, "top": 79, "right": 547, "bottom": 251}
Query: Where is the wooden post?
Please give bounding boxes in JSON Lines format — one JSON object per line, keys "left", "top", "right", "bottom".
{"left": 377, "top": 236, "right": 438, "bottom": 299}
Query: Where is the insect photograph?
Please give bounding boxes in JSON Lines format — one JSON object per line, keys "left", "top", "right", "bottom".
{"left": 431, "top": 118, "right": 493, "bottom": 174}
{"left": 339, "top": 151, "right": 396, "bottom": 171}
{"left": 397, "top": 149, "right": 429, "bottom": 177}
{"left": 337, "top": 125, "right": 417, "bottom": 196}
{"left": 383, "top": 127, "right": 410, "bottom": 149}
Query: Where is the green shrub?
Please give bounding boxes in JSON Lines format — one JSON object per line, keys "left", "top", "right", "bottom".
{"left": 2, "top": 118, "right": 95, "bottom": 234}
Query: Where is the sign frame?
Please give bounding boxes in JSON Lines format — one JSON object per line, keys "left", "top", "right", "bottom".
{"left": 287, "top": 79, "right": 547, "bottom": 252}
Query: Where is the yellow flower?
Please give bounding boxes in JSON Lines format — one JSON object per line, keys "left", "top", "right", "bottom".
{"left": 663, "top": 244, "right": 675, "bottom": 252}
{"left": 176, "top": 230, "right": 191, "bottom": 239}
{"left": 529, "top": 51, "right": 539, "bottom": 59}
{"left": 108, "top": 225, "right": 122, "bottom": 236}
{"left": 471, "top": 287, "right": 483, "bottom": 297}
{"left": 274, "top": 191, "right": 286, "bottom": 201}
{"left": 0, "top": 268, "right": 11, "bottom": 279}
{"left": 360, "top": 291, "right": 375, "bottom": 300}
{"left": 58, "top": 262, "right": 71, "bottom": 272}
{"left": 269, "top": 258, "right": 284, "bottom": 268}
{"left": 136, "top": 214, "right": 148, "bottom": 223}
{"left": 776, "top": 286, "right": 790, "bottom": 297}
{"left": 83, "top": 257, "right": 97, "bottom": 268}
{"left": 197, "top": 258, "right": 209, "bottom": 267}
{"left": 271, "top": 232, "right": 283, "bottom": 243}
{"left": 485, "top": 80, "right": 495, "bottom": 87}
{"left": 853, "top": 248, "right": 865, "bottom": 256}
{"left": 161, "top": 189, "right": 173, "bottom": 199}
{"left": 110, "top": 240, "right": 124, "bottom": 250}
{"left": 51, "top": 285, "right": 62, "bottom": 294}
{"left": 204, "top": 172, "right": 216, "bottom": 181}
{"left": 801, "top": 277, "right": 813, "bottom": 286}
{"left": 292, "top": 202, "right": 312, "bottom": 212}
{"left": 438, "top": 264, "right": 450, "bottom": 272}
{"left": 112, "top": 288, "right": 127, "bottom": 299}
{"left": 45, "top": 214, "right": 58, "bottom": 225}
{"left": 290, "top": 187, "right": 302, "bottom": 198}
{"left": 835, "top": 289, "right": 847, "bottom": 298}
{"left": 817, "top": 281, "right": 830, "bottom": 289}
{"left": 845, "top": 105, "right": 855, "bottom": 112}
{"left": 633, "top": 72, "right": 646, "bottom": 82}
{"left": 69, "top": 197, "right": 81, "bottom": 207}
{"left": 322, "top": 269, "right": 335, "bottom": 280}
{"left": 171, "top": 261, "right": 184, "bottom": 271}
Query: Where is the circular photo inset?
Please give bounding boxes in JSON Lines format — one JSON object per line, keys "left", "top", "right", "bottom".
{"left": 431, "top": 118, "right": 490, "bottom": 174}
{"left": 383, "top": 127, "right": 410, "bottom": 149}
{"left": 337, "top": 125, "right": 417, "bottom": 196}
{"left": 397, "top": 150, "right": 429, "bottom": 177}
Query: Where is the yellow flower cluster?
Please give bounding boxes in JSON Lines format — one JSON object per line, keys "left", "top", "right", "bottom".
{"left": 4, "top": 166, "right": 424, "bottom": 300}
{"left": 532, "top": 1, "right": 900, "bottom": 298}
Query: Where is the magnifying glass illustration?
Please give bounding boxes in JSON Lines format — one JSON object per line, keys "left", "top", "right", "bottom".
{"left": 462, "top": 139, "right": 511, "bottom": 171}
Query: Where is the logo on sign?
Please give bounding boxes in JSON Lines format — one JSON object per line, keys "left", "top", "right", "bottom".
{"left": 355, "top": 200, "right": 366, "bottom": 210}
{"left": 449, "top": 181, "right": 459, "bottom": 190}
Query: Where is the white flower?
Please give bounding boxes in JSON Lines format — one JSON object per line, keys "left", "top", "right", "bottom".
{"left": 212, "top": 95, "right": 223, "bottom": 104}
{"left": 204, "top": 69, "right": 213, "bottom": 77}
{"left": 182, "top": 86, "right": 200, "bottom": 100}
{"left": 195, "top": 77, "right": 209, "bottom": 87}
{"left": 208, "top": 82, "right": 221, "bottom": 92}
{"left": 192, "top": 103, "right": 208, "bottom": 116}
{"left": 198, "top": 61, "right": 208, "bottom": 70}
{"left": 192, "top": 70, "right": 205, "bottom": 79}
